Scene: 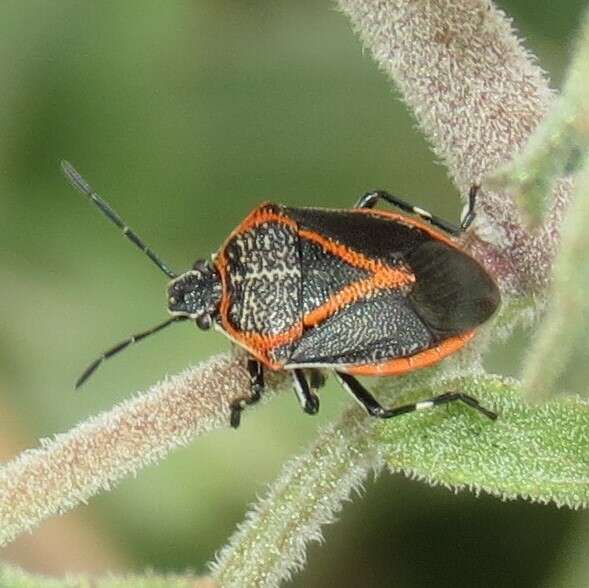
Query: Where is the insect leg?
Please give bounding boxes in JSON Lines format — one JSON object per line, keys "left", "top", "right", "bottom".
{"left": 292, "top": 369, "right": 320, "bottom": 415}
{"left": 229, "top": 359, "right": 265, "bottom": 428}
{"left": 308, "top": 369, "right": 326, "bottom": 391}
{"left": 459, "top": 184, "right": 479, "bottom": 231}
{"left": 335, "top": 372, "right": 385, "bottom": 415}
{"left": 336, "top": 372, "right": 496, "bottom": 420}
{"left": 355, "top": 186, "right": 480, "bottom": 236}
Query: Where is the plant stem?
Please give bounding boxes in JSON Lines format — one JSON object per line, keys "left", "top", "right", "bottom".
{"left": 212, "top": 407, "right": 380, "bottom": 588}
{"left": 0, "top": 352, "right": 285, "bottom": 547}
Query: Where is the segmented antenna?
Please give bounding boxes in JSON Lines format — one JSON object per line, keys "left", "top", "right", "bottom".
{"left": 76, "top": 316, "right": 186, "bottom": 388}
{"left": 61, "top": 160, "right": 177, "bottom": 279}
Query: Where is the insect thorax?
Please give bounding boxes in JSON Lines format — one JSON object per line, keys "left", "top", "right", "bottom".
{"left": 223, "top": 219, "right": 301, "bottom": 335}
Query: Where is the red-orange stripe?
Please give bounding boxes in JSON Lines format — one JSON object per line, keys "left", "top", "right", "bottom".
{"left": 216, "top": 204, "right": 303, "bottom": 366}
{"left": 303, "top": 273, "right": 412, "bottom": 329}
{"left": 298, "top": 226, "right": 415, "bottom": 327}
{"left": 350, "top": 207, "right": 459, "bottom": 248}
{"left": 342, "top": 331, "right": 475, "bottom": 376}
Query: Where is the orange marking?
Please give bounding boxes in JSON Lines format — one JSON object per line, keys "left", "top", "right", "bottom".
{"left": 216, "top": 259, "right": 303, "bottom": 367}
{"left": 224, "top": 202, "right": 298, "bottom": 238}
{"left": 303, "top": 272, "right": 411, "bottom": 328}
{"left": 299, "top": 228, "right": 394, "bottom": 274}
{"left": 298, "top": 227, "right": 414, "bottom": 327}
{"left": 350, "top": 207, "right": 459, "bottom": 249}
{"left": 342, "top": 331, "right": 476, "bottom": 376}
{"left": 215, "top": 204, "right": 303, "bottom": 367}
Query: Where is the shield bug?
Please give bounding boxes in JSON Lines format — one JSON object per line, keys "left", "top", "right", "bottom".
{"left": 62, "top": 161, "right": 500, "bottom": 428}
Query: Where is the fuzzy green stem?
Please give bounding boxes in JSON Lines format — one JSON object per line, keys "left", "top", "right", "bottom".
{"left": 211, "top": 408, "right": 380, "bottom": 588}
{"left": 0, "top": 564, "right": 216, "bottom": 588}
{"left": 488, "top": 7, "right": 589, "bottom": 226}
{"left": 522, "top": 151, "right": 589, "bottom": 401}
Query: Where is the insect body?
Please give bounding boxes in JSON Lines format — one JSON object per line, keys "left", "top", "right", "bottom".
{"left": 62, "top": 161, "right": 500, "bottom": 427}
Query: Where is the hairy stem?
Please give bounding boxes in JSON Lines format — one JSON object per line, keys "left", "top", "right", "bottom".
{"left": 0, "top": 352, "right": 285, "bottom": 547}
{"left": 522, "top": 151, "right": 589, "bottom": 401}
{"left": 0, "top": 564, "right": 217, "bottom": 588}
{"left": 212, "top": 408, "right": 380, "bottom": 588}
{"left": 488, "top": 6, "right": 589, "bottom": 226}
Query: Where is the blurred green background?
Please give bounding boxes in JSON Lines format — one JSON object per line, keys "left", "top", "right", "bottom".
{"left": 0, "top": 1, "right": 587, "bottom": 586}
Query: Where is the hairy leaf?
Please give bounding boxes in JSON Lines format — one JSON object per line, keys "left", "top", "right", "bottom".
{"left": 378, "top": 374, "right": 589, "bottom": 508}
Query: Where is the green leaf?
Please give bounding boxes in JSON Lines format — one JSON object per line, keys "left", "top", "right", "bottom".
{"left": 377, "top": 374, "right": 589, "bottom": 508}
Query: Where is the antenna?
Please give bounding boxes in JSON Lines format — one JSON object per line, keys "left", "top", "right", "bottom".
{"left": 61, "top": 160, "right": 177, "bottom": 279}
{"left": 76, "top": 316, "right": 187, "bottom": 388}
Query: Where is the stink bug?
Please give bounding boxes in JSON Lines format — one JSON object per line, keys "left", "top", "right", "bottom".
{"left": 62, "top": 161, "right": 500, "bottom": 428}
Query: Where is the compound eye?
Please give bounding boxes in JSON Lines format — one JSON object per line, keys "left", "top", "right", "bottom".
{"left": 193, "top": 259, "right": 209, "bottom": 272}
{"left": 196, "top": 313, "right": 212, "bottom": 330}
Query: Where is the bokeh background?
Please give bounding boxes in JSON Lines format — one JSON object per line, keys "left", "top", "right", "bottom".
{"left": 0, "top": 1, "right": 587, "bottom": 586}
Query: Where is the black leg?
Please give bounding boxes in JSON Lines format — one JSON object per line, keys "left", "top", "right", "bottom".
{"left": 247, "top": 358, "right": 265, "bottom": 397}
{"left": 230, "top": 359, "right": 265, "bottom": 428}
{"left": 460, "top": 184, "right": 479, "bottom": 231}
{"left": 354, "top": 185, "right": 480, "bottom": 236}
{"left": 335, "top": 372, "right": 496, "bottom": 421}
{"left": 308, "top": 369, "right": 326, "bottom": 391}
{"left": 292, "top": 369, "right": 320, "bottom": 415}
